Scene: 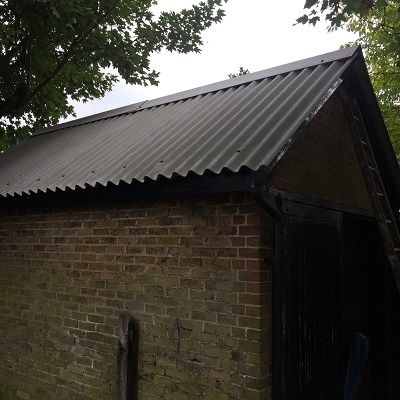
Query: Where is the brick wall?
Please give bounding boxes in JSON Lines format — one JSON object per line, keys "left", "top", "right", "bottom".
{"left": 0, "top": 193, "right": 273, "bottom": 400}
{"left": 268, "top": 90, "right": 373, "bottom": 211}
{"left": 0, "top": 88, "right": 375, "bottom": 400}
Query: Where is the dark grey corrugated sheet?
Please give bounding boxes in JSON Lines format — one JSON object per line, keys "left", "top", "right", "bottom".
{"left": 0, "top": 47, "right": 358, "bottom": 197}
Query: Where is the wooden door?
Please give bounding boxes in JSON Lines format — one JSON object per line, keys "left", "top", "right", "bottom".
{"left": 275, "top": 205, "right": 343, "bottom": 399}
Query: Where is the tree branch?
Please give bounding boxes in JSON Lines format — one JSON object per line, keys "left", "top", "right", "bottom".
{"left": 0, "top": 2, "right": 116, "bottom": 118}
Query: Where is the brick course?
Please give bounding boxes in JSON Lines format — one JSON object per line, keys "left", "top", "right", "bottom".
{"left": 0, "top": 193, "right": 273, "bottom": 400}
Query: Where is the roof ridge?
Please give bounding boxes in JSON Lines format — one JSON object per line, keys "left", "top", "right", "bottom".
{"left": 33, "top": 45, "right": 359, "bottom": 137}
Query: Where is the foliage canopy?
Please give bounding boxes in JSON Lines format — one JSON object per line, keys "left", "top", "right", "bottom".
{"left": 347, "top": 2, "right": 400, "bottom": 154}
{"left": 298, "top": 0, "right": 400, "bottom": 156}
{"left": 297, "top": 0, "right": 384, "bottom": 28}
{"left": 0, "top": 0, "right": 226, "bottom": 150}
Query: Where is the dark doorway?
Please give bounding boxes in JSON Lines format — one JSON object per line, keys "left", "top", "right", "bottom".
{"left": 273, "top": 202, "right": 400, "bottom": 400}
{"left": 342, "top": 216, "right": 400, "bottom": 399}
{"left": 276, "top": 205, "right": 343, "bottom": 400}
{"left": 274, "top": 203, "right": 400, "bottom": 400}
{"left": 342, "top": 216, "right": 374, "bottom": 399}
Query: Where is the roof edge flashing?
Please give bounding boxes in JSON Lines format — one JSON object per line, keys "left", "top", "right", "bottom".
{"left": 144, "top": 45, "right": 358, "bottom": 109}
{"left": 33, "top": 100, "right": 147, "bottom": 137}
{"left": 262, "top": 76, "right": 346, "bottom": 181}
{"left": 30, "top": 46, "right": 359, "bottom": 138}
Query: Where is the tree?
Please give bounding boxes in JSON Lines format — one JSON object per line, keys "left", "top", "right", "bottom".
{"left": 297, "top": 0, "right": 400, "bottom": 156}
{"left": 347, "top": 2, "right": 400, "bottom": 154}
{"left": 228, "top": 67, "right": 249, "bottom": 79}
{"left": 296, "top": 0, "right": 385, "bottom": 29}
{"left": 0, "top": 0, "right": 227, "bottom": 150}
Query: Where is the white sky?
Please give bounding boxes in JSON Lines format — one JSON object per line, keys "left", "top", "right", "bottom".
{"left": 69, "top": 0, "right": 356, "bottom": 120}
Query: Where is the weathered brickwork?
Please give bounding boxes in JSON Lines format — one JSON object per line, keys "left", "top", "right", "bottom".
{"left": 268, "top": 91, "right": 373, "bottom": 211}
{"left": 0, "top": 89, "right": 373, "bottom": 400}
{"left": 0, "top": 193, "right": 273, "bottom": 400}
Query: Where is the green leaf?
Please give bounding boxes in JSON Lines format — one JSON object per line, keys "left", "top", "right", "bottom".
{"left": 296, "top": 14, "right": 310, "bottom": 24}
{"left": 304, "top": 0, "right": 319, "bottom": 9}
{"left": 297, "top": 0, "right": 400, "bottom": 156}
{"left": 0, "top": 0, "right": 227, "bottom": 151}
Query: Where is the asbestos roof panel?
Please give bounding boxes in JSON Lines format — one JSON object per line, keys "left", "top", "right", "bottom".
{"left": 0, "top": 47, "right": 358, "bottom": 197}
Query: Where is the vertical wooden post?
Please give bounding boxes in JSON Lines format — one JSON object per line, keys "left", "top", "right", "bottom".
{"left": 117, "top": 314, "right": 139, "bottom": 400}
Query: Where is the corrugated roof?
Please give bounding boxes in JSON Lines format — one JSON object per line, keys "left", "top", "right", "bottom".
{"left": 0, "top": 46, "right": 359, "bottom": 198}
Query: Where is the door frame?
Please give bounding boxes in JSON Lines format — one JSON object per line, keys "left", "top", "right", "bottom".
{"left": 272, "top": 189, "right": 374, "bottom": 400}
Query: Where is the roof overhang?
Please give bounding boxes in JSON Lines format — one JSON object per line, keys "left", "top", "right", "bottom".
{"left": 0, "top": 46, "right": 399, "bottom": 216}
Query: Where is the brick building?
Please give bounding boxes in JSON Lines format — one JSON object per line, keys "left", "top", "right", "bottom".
{"left": 0, "top": 46, "right": 399, "bottom": 399}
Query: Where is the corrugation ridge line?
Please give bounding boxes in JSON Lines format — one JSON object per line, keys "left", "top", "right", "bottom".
{"left": 0, "top": 159, "right": 275, "bottom": 197}
{"left": 141, "top": 60, "right": 340, "bottom": 180}
{"left": 167, "top": 71, "right": 303, "bottom": 175}
{"left": 31, "top": 110, "right": 161, "bottom": 186}
{"left": 3, "top": 94, "right": 211, "bottom": 195}
{"left": 11, "top": 108, "right": 162, "bottom": 193}
{"left": 0, "top": 119, "right": 106, "bottom": 189}
{"left": 57, "top": 98, "right": 203, "bottom": 190}
{"left": 49, "top": 104, "right": 174, "bottom": 188}
{"left": 229, "top": 79, "right": 334, "bottom": 172}
{"left": 95, "top": 86, "right": 241, "bottom": 182}
{"left": 0, "top": 58, "right": 350, "bottom": 197}
{"left": 27, "top": 46, "right": 357, "bottom": 138}
{"left": 255, "top": 71, "right": 346, "bottom": 168}
{"left": 144, "top": 62, "right": 342, "bottom": 180}
{"left": 4, "top": 120, "right": 109, "bottom": 194}
{"left": 113, "top": 83, "right": 256, "bottom": 180}
{"left": 129, "top": 47, "right": 358, "bottom": 111}
{"left": 0, "top": 102, "right": 173, "bottom": 192}
{"left": 0, "top": 68, "right": 312, "bottom": 194}
{"left": 147, "top": 164, "right": 254, "bottom": 183}
{"left": 210, "top": 63, "right": 340, "bottom": 170}
{"left": 102, "top": 97, "right": 223, "bottom": 182}
{"left": 170, "top": 70, "right": 312, "bottom": 175}
{"left": 93, "top": 92, "right": 221, "bottom": 181}
{"left": 242, "top": 61, "right": 348, "bottom": 167}
{"left": 129, "top": 77, "right": 282, "bottom": 180}
{"left": 0, "top": 133, "right": 61, "bottom": 186}
{"left": 145, "top": 76, "right": 284, "bottom": 177}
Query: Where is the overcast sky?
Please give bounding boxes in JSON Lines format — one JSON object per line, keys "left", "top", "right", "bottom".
{"left": 69, "top": 0, "right": 356, "bottom": 120}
